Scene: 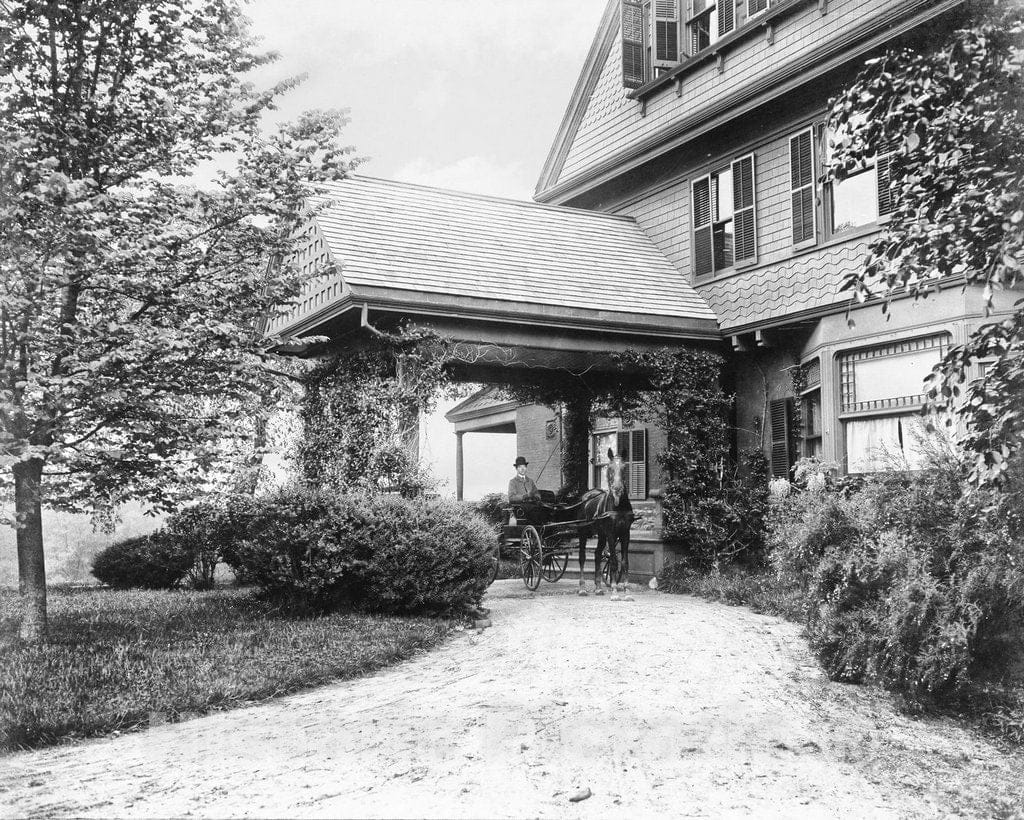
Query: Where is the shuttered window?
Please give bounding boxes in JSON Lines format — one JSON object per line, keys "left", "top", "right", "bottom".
{"left": 616, "top": 429, "right": 649, "bottom": 500}
{"left": 790, "top": 129, "right": 816, "bottom": 246}
{"left": 692, "top": 175, "right": 714, "bottom": 277}
{"left": 718, "top": 0, "right": 735, "bottom": 37}
{"left": 747, "top": 0, "right": 769, "bottom": 17}
{"left": 653, "top": 0, "right": 680, "bottom": 70}
{"left": 621, "top": 0, "right": 646, "bottom": 89}
{"left": 769, "top": 398, "right": 794, "bottom": 478}
{"left": 731, "top": 154, "right": 757, "bottom": 264}
{"left": 875, "top": 141, "right": 898, "bottom": 217}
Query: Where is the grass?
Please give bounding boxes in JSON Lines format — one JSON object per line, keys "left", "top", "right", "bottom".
{"left": 0, "top": 585, "right": 454, "bottom": 754}
{"left": 658, "top": 561, "right": 808, "bottom": 623}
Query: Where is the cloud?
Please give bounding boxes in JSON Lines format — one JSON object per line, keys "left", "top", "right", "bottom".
{"left": 390, "top": 155, "right": 535, "bottom": 200}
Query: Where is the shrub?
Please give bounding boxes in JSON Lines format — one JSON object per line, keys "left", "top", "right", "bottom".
{"left": 91, "top": 532, "right": 192, "bottom": 590}
{"left": 474, "top": 492, "right": 508, "bottom": 530}
{"left": 768, "top": 461, "right": 1024, "bottom": 705}
{"left": 222, "top": 486, "right": 493, "bottom": 615}
{"left": 163, "top": 499, "right": 238, "bottom": 589}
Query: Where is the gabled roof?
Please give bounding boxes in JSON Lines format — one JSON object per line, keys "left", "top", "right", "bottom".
{"left": 301, "top": 175, "right": 717, "bottom": 339}
{"left": 444, "top": 386, "right": 519, "bottom": 424}
{"left": 534, "top": 0, "right": 620, "bottom": 199}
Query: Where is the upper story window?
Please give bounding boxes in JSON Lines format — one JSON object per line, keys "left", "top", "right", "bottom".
{"left": 622, "top": 0, "right": 682, "bottom": 88}
{"left": 687, "top": 0, "right": 734, "bottom": 54}
{"left": 827, "top": 118, "right": 897, "bottom": 234}
{"left": 692, "top": 154, "right": 757, "bottom": 278}
{"left": 623, "top": 0, "right": 773, "bottom": 88}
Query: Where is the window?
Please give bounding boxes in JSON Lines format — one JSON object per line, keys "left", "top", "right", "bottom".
{"left": 840, "top": 335, "right": 949, "bottom": 472}
{"left": 800, "top": 358, "right": 822, "bottom": 458}
{"left": 692, "top": 153, "right": 756, "bottom": 277}
{"left": 592, "top": 428, "right": 648, "bottom": 500}
{"left": 622, "top": 0, "right": 681, "bottom": 88}
{"left": 769, "top": 398, "right": 794, "bottom": 478}
{"left": 747, "top": 0, "right": 770, "bottom": 18}
{"left": 827, "top": 121, "right": 897, "bottom": 234}
{"left": 686, "top": 0, "right": 734, "bottom": 55}
{"left": 790, "top": 128, "right": 816, "bottom": 246}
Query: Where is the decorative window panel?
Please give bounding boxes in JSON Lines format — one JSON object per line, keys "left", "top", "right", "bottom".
{"left": 839, "top": 335, "right": 949, "bottom": 413}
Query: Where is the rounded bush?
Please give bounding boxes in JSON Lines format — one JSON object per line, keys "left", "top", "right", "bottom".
{"left": 222, "top": 486, "right": 494, "bottom": 615}
{"left": 91, "top": 532, "right": 192, "bottom": 590}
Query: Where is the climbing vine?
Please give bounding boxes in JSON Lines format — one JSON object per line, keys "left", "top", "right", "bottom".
{"left": 294, "top": 326, "right": 458, "bottom": 496}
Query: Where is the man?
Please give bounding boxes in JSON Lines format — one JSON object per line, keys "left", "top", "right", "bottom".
{"left": 508, "top": 456, "right": 540, "bottom": 503}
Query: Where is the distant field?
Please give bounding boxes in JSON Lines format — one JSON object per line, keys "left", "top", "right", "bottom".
{"left": 0, "top": 586, "right": 453, "bottom": 753}
{"left": 0, "top": 503, "right": 164, "bottom": 587}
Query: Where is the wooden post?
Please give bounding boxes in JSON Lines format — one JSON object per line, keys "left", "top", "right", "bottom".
{"left": 455, "top": 431, "right": 465, "bottom": 501}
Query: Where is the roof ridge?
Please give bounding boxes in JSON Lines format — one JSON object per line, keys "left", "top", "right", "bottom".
{"left": 311, "top": 175, "right": 636, "bottom": 224}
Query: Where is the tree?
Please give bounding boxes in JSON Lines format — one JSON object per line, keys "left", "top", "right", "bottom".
{"left": 0, "top": 0, "right": 356, "bottom": 641}
{"left": 827, "top": 0, "right": 1024, "bottom": 485}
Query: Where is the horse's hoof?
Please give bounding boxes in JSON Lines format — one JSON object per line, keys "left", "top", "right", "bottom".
{"left": 577, "top": 588, "right": 588, "bottom": 596}
{"left": 594, "top": 587, "right": 605, "bottom": 596}
{"left": 622, "top": 595, "right": 634, "bottom": 602}
{"left": 610, "top": 592, "right": 621, "bottom": 601}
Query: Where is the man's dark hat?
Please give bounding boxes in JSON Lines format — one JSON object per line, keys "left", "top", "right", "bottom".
{"left": 514, "top": 456, "right": 529, "bottom": 467}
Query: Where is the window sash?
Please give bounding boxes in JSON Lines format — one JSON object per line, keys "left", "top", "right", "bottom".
{"left": 839, "top": 335, "right": 949, "bottom": 414}
{"left": 747, "top": 0, "right": 769, "bottom": 18}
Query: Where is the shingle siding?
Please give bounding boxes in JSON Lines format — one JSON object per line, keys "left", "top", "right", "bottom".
{"left": 557, "top": 0, "right": 901, "bottom": 186}
{"left": 610, "top": 124, "right": 877, "bottom": 331}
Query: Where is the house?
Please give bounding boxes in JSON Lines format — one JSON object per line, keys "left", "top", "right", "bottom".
{"left": 271, "top": 0, "right": 1016, "bottom": 577}
{"left": 506, "top": 0, "right": 1016, "bottom": 484}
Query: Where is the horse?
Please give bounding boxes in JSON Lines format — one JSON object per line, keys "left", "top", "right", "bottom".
{"left": 571, "top": 448, "right": 635, "bottom": 600}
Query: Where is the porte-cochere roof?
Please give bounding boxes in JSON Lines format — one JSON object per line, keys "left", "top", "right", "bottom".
{"left": 268, "top": 176, "right": 719, "bottom": 349}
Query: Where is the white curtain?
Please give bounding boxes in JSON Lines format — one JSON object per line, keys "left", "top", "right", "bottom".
{"left": 845, "top": 416, "right": 905, "bottom": 472}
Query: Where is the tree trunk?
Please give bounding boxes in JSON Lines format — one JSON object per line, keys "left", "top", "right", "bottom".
{"left": 13, "top": 458, "right": 47, "bottom": 643}
{"left": 561, "top": 395, "right": 592, "bottom": 496}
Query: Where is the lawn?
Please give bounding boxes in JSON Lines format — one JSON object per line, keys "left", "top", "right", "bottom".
{"left": 0, "top": 586, "right": 454, "bottom": 754}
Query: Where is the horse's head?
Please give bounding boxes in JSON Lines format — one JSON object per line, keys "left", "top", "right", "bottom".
{"left": 606, "top": 448, "right": 627, "bottom": 507}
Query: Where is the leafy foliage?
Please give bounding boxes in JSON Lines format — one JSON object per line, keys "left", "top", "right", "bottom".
{"left": 221, "top": 486, "right": 494, "bottom": 615}
{"left": 163, "top": 499, "right": 237, "bottom": 590}
{"left": 828, "top": 0, "right": 1024, "bottom": 484}
{"left": 0, "top": 0, "right": 357, "bottom": 637}
{"left": 295, "top": 329, "right": 457, "bottom": 497}
{"left": 91, "top": 533, "right": 192, "bottom": 590}
{"left": 765, "top": 454, "right": 1024, "bottom": 706}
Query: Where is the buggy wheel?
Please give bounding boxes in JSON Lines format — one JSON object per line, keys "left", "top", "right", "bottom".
{"left": 541, "top": 547, "right": 569, "bottom": 583}
{"left": 520, "top": 526, "right": 543, "bottom": 591}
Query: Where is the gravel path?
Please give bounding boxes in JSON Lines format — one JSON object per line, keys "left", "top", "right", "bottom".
{"left": 2, "top": 580, "right": 1022, "bottom": 819}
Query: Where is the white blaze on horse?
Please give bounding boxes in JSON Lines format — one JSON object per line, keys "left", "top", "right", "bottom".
{"left": 575, "top": 448, "right": 636, "bottom": 600}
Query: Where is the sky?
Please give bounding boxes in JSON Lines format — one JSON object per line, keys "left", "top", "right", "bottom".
{"left": 242, "top": 0, "right": 609, "bottom": 498}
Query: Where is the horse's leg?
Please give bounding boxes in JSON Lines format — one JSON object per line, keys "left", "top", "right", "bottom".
{"left": 604, "top": 522, "right": 618, "bottom": 599}
{"left": 577, "top": 529, "right": 588, "bottom": 596}
{"left": 619, "top": 524, "right": 633, "bottom": 601}
{"left": 593, "top": 524, "right": 606, "bottom": 595}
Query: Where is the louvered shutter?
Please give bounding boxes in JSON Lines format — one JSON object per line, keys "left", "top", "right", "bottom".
{"left": 718, "top": 0, "right": 735, "bottom": 36}
{"left": 875, "top": 142, "right": 897, "bottom": 216}
{"left": 732, "top": 154, "right": 757, "bottom": 264}
{"left": 621, "top": 1, "right": 646, "bottom": 89}
{"left": 790, "top": 130, "right": 816, "bottom": 245}
{"left": 769, "top": 398, "right": 793, "bottom": 478}
{"left": 629, "top": 429, "right": 647, "bottom": 499}
{"left": 653, "top": 0, "right": 679, "bottom": 69}
{"left": 692, "top": 175, "right": 714, "bottom": 277}
{"left": 616, "top": 431, "right": 630, "bottom": 460}
{"left": 747, "top": 0, "right": 769, "bottom": 16}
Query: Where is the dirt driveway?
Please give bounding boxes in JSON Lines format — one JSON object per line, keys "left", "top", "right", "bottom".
{"left": 2, "top": 580, "right": 1022, "bottom": 819}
